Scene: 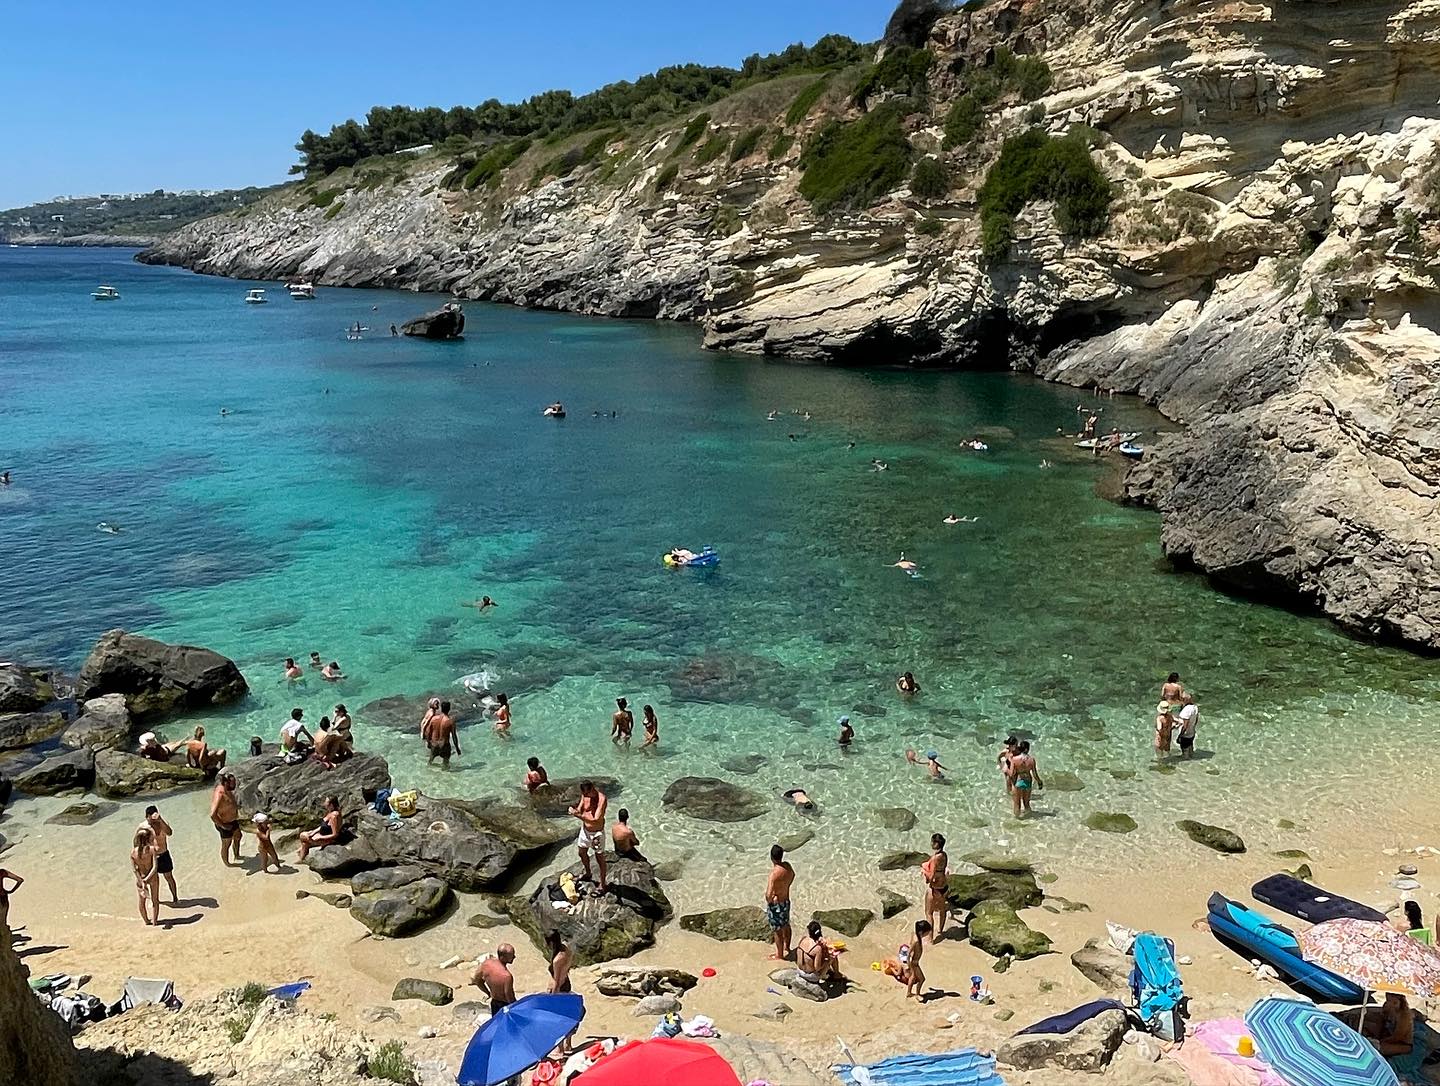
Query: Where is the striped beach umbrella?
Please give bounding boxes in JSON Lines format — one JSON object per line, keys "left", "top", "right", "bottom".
{"left": 1244, "top": 997, "right": 1398, "bottom": 1086}
{"left": 1300, "top": 918, "right": 1440, "bottom": 996}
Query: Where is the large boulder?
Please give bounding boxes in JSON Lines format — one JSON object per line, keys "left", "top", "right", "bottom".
{"left": 349, "top": 869, "right": 453, "bottom": 937}
{"left": 59, "top": 694, "right": 133, "bottom": 750}
{"left": 521, "top": 776, "right": 623, "bottom": 819}
{"left": 1177, "top": 820, "right": 1246, "bottom": 853}
{"left": 946, "top": 870, "right": 1044, "bottom": 911}
{"left": 357, "top": 690, "right": 489, "bottom": 733}
{"left": 968, "top": 900, "right": 1052, "bottom": 960}
{"left": 306, "top": 837, "right": 382, "bottom": 879}
{"left": 500, "top": 855, "right": 672, "bottom": 965}
{"left": 1071, "top": 938, "right": 1132, "bottom": 991}
{"left": 46, "top": 801, "right": 119, "bottom": 826}
{"left": 878, "top": 850, "right": 927, "bottom": 871}
{"left": 594, "top": 967, "right": 698, "bottom": 998}
{"left": 401, "top": 303, "right": 465, "bottom": 339}
{"left": 14, "top": 749, "right": 94, "bottom": 795}
{"left": 812, "top": 908, "right": 874, "bottom": 937}
{"left": 768, "top": 968, "right": 841, "bottom": 1003}
{"left": 998, "top": 1008, "right": 1127, "bottom": 1073}
{"left": 0, "top": 665, "right": 55, "bottom": 713}
{"left": 354, "top": 794, "right": 569, "bottom": 892}
{"left": 662, "top": 776, "right": 767, "bottom": 822}
{"left": 75, "top": 630, "right": 248, "bottom": 720}
{"left": 392, "top": 978, "right": 453, "bottom": 1006}
{"left": 679, "top": 906, "right": 770, "bottom": 942}
{"left": 872, "top": 807, "right": 917, "bottom": 831}
{"left": 0, "top": 711, "right": 66, "bottom": 751}
{"left": 231, "top": 752, "right": 390, "bottom": 828}
{"left": 878, "top": 888, "right": 913, "bottom": 919}
{"left": 94, "top": 748, "right": 206, "bottom": 797}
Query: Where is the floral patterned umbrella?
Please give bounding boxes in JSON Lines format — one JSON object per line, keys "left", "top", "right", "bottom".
{"left": 1299, "top": 918, "right": 1440, "bottom": 996}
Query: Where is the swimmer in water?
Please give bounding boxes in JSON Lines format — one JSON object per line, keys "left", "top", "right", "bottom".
{"left": 462, "top": 596, "right": 497, "bottom": 610}
{"left": 219, "top": 408, "right": 230, "bottom": 417}
{"left": 321, "top": 660, "right": 344, "bottom": 682}
{"left": 872, "top": 459, "right": 889, "bottom": 472}
{"left": 767, "top": 411, "right": 778, "bottom": 421}
{"left": 1, "top": 471, "right": 9, "bottom": 484}
{"left": 283, "top": 657, "right": 303, "bottom": 681}
{"left": 943, "top": 515, "right": 960, "bottom": 525}
{"left": 892, "top": 554, "right": 918, "bottom": 573}
{"left": 309, "top": 652, "right": 323, "bottom": 669}
{"left": 837, "top": 715, "right": 854, "bottom": 751}
{"left": 924, "top": 750, "right": 946, "bottom": 779}
{"left": 897, "top": 671, "right": 921, "bottom": 695}
{"left": 97, "top": 522, "right": 123, "bottom": 534}
{"left": 1039, "top": 459, "right": 1053, "bottom": 469}
{"left": 783, "top": 788, "right": 816, "bottom": 812}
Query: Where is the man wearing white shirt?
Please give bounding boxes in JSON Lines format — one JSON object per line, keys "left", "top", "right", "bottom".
{"left": 1176, "top": 695, "right": 1200, "bottom": 759}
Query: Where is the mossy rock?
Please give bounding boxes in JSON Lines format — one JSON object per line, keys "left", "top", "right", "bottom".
{"left": 1083, "top": 812, "right": 1137, "bottom": 834}
{"left": 811, "top": 908, "right": 873, "bottom": 937}
{"left": 777, "top": 829, "right": 815, "bottom": 852}
{"left": 878, "top": 888, "right": 912, "bottom": 919}
{"left": 1273, "top": 849, "right": 1310, "bottom": 860}
{"left": 467, "top": 912, "right": 507, "bottom": 929}
{"left": 946, "top": 870, "right": 1042, "bottom": 912}
{"left": 878, "top": 850, "right": 927, "bottom": 871}
{"left": 1176, "top": 819, "right": 1246, "bottom": 854}
{"left": 872, "top": 807, "right": 917, "bottom": 831}
{"left": 960, "top": 853, "right": 1034, "bottom": 874}
{"left": 1042, "top": 770, "right": 1085, "bottom": 792}
{"left": 679, "top": 906, "right": 770, "bottom": 942}
{"left": 968, "top": 899, "right": 1051, "bottom": 960}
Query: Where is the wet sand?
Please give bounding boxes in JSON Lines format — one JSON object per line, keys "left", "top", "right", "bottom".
{"left": 6, "top": 764, "right": 1438, "bottom": 1083}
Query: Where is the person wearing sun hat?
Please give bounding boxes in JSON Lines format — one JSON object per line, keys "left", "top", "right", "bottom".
{"left": 1154, "top": 700, "right": 1175, "bottom": 758}
{"left": 837, "top": 715, "right": 854, "bottom": 750}
{"left": 137, "top": 732, "right": 177, "bottom": 762}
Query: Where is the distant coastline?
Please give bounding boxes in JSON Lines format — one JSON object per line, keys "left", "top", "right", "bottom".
{"left": 2, "top": 233, "right": 150, "bottom": 248}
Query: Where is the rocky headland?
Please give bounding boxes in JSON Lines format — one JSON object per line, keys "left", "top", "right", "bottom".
{"left": 138, "top": 0, "right": 1440, "bottom": 649}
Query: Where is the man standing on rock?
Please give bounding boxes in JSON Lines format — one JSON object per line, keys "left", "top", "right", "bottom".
{"left": 765, "top": 843, "right": 795, "bottom": 961}
{"left": 209, "top": 772, "right": 242, "bottom": 867}
{"left": 473, "top": 943, "right": 517, "bottom": 1016}
{"left": 144, "top": 805, "right": 179, "bottom": 905}
{"left": 569, "top": 780, "right": 608, "bottom": 895}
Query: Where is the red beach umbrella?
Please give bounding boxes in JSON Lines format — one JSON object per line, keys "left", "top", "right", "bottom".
{"left": 573, "top": 1037, "right": 742, "bottom": 1086}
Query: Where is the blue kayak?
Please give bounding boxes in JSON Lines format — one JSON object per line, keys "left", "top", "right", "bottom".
{"left": 1206, "top": 893, "right": 1365, "bottom": 1003}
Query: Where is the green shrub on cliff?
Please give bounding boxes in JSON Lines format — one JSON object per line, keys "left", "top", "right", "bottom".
{"left": 462, "top": 138, "right": 532, "bottom": 190}
{"left": 654, "top": 162, "right": 680, "bottom": 193}
{"left": 785, "top": 77, "right": 831, "bottom": 126}
{"left": 942, "top": 94, "right": 984, "bottom": 149}
{"left": 769, "top": 132, "right": 795, "bottom": 160}
{"left": 799, "top": 105, "right": 914, "bottom": 214}
{"left": 309, "top": 188, "right": 340, "bottom": 208}
{"left": 673, "top": 113, "right": 711, "bottom": 156}
{"left": 910, "top": 156, "right": 949, "bottom": 200}
{"left": 1015, "top": 55, "right": 1053, "bottom": 101}
{"left": 853, "top": 46, "right": 934, "bottom": 106}
{"left": 694, "top": 133, "right": 731, "bottom": 166}
{"left": 977, "top": 127, "right": 1111, "bottom": 261}
{"left": 729, "top": 126, "right": 767, "bottom": 162}
{"left": 323, "top": 200, "right": 345, "bottom": 220}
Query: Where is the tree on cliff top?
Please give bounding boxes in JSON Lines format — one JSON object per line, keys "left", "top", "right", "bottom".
{"left": 883, "top": 0, "right": 955, "bottom": 49}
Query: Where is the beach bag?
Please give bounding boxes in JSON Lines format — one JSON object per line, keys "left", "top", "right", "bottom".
{"left": 389, "top": 790, "right": 418, "bottom": 817}
{"left": 372, "top": 787, "right": 393, "bottom": 816}
{"left": 1129, "top": 933, "right": 1187, "bottom": 1042}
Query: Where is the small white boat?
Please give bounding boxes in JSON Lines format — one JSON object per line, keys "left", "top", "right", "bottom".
{"left": 287, "top": 282, "right": 315, "bottom": 300}
{"left": 244, "top": 289, "right": 268, "bottom": 305}
{"left": 1074, "top": 431, "right": 1139, "bottom": 449}
{"left": 92, "top": 285, "right": 121, "bottom": 300}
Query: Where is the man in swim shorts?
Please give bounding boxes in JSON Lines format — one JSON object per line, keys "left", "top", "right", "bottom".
{"left": 1175, "top": 694, "right": 1199, "bottom": 758}
{"left": 209, "top": 773, "right": 242, "bottom": 867}
{"left": 765, "top": 843, "right": 795, "bottom": 961}
{"left": 473, "top": 943, "right": 516, "bottom": 1016}
{"left": 424, "top": 700, "right": 460, "bottom": 768}
{"left": 611, "top": 698, "right": 633, "bottom": 746}
{"left": 143, "top": 805, "right": 178, "bottom": 905}
{"left": 569, "top": 780, "right": 608, "bottom": 894}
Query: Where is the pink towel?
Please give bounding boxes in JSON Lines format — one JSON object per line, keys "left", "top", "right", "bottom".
{"left": 1164, "top": 1042, "right": 1260, "bottom": 1086}
{"left": 1190, "top": 1018, "right": 1288, "bottom": 1086}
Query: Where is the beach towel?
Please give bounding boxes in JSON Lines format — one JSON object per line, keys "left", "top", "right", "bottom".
{"left": 116, "top": 976, "right": 182, "bottom": 1013}
{"left": 1016, "top": 999, "right": 1124, "bottom": 1037}
{"left": 834, "top": 1047, "right": 1005, "bottom": 1086}
{"left": 1187, "top": 1018, "right": 1287, "bottom": 1086}
{"left": 1388, "top": 1017, "right": 1440, "bottom": 1083}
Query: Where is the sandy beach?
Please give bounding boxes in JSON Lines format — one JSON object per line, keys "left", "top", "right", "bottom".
{"left": 6, "top": 759, "right": 1438, "bottom": 1084}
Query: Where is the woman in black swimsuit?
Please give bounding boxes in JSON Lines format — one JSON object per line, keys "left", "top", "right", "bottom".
{"left": 545, "top": 930, "right": 575, "bottom": 1054}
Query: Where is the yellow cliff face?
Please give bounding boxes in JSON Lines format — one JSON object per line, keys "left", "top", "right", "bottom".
{"left": 1, "top": 924, "right": 78, "bottom": 1086}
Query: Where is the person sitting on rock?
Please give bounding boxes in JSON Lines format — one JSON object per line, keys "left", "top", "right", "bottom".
{"left": 137, "top": 732, "right": 179, "bottom": 762}
{"left": 611, "top": 808, "right": 646, "bottom": 862}
{"left": 280, "top": 708, "right": 313, "bottom": 754}
{"left": 796, "top": 920, "right": 845, "bottom": 985}
{"left": 297, "top": 796, "right": 343, "bottom": 861}
{"left": 184, "top": 726, "right": 227, "bottom": 777}
{"left": 312, "top": 717, "right": 347, "bottom": 766}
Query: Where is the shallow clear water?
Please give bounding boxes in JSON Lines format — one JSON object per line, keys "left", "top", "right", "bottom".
{"left": 4, "top": 247, "right": 1437, "bottom": 901}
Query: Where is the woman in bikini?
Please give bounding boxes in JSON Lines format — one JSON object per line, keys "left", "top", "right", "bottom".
{"left": 921, "top": 833, "right": 949, "bottom": 943}
{"left": 131, "top": 825, "right": 161, "bottom": 926}
{"left": 1008, "top": 741, "right": 1041, "bottom": 818}
{"left": 640, "top": 705, "right": 659, "bottom": 749}
{"left": 545, "top": 930, "right": 576, "bottom": 1053}
{"left": 492, "top": 693, "right": 512, "bottom": 737}
{"left": 298, "top": 796, "right": 343, "bottom": 861}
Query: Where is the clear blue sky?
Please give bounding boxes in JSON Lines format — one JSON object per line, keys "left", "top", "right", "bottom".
{"left": 3, "top": 0, "right": 895, "bottom": 209}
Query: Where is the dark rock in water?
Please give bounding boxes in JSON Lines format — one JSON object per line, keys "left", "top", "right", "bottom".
{"left": 15, "top": 749, "right": 94, "bottom": 795}
{"left": 852, "top": 702, "right": 888, "bottom": 718}
{"left": 351, "top": 874, "right": 453, "bottom": 937}
{"left": 306, "top": 837, "right": 382, "bottom": 879}
{"left": 812, "top": 908, "right": 873, "bottom": 937}
{"left": 46, "top": 801, "right": 119, "bottom": 826}
{"left": 1082, "top": 812, "right": 1138, "bottom": 834}
{"left": 872, "top": 807, "right": 917, "bottom": 832}
{"left": 0, "top": 711, "right": 67, "bottom": 751}
{"left": 358, "top": 691, "right": 488, "bottom": 732}
{"left": 662, "top": 777, "right": 767, "bottom": 822}
{"left": 401, "top": 302, "right": 465, "bottom": 340}
{"left": 1042, "top": 770, "right": 1085, "bottom": 792}
{"left": 232, "top": 752, "right": 390, "bottom": 829}
{"left": 961, "top": 853, "right": 1034, "bottom": 875}
{"left": 878, "top": 850, "right": 927, "bottom": 871}
{"left": 521, "top": 776, "right": 622, "bottom": 819}
{"left": 499, "top": 855, "right": 671, "bottom": 965}
{"left": 59, "top": 695, "right": 132, "bottom": 750}
{"left": 652, "top": 858, "right": 685, "bottom": 882}
{"left": 878, "top": 888, "right": 912, "bottom": 919}
{"left": 0, "top": 665, "right": 56, "bottom": 713}
{"left": 998, "top": 1008, "right": 1126, "bottom": 1072}
{"left": 594, "top": 966, "right": 697, "bottom": 998}
{"left": 75, "top": 630, "right": 248, "bottom": 721}
{"left": 1176, "top": 819, "right": 1246, "bottom": 853}
{"left": 720, "top": 754, "right": 767, "bottom": 776}
{"left": 467, "top": 911, "right": 507, "bottom": 929}
{"left": 946, "top": 870, "right": 1043, "bottom": 911}
{"left": 776, "top": 830, "right": 814, "bottom": 852}
{"left": 94, "top": 749, "right": 206, "bottom": 797}
{"left": 968, "top": 900, "right": 1051, "bottom": 959}
{"left": 391, "top": 978, "right": 453, "bottom": 1005}
{"left": 679, "top": 906, "right": 770, "bottom": 942}
{"left": 664, "top": 653, "right": 778, "bottom": 706}
{"left": 1071, "top": 938, "right": 1132, "bottom": 991}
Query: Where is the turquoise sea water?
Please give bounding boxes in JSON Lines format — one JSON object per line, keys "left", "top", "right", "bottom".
{"left": 4, "top": 247, "right": 1437, "bottom": 896}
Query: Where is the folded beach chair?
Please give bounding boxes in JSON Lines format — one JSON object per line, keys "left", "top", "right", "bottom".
{"left": 833, "top": 1047, "right": 1006, "bottom": 1086}
{"left": 1130, "top": 933, "right": 1187, "bottom": 1042}
{"left": 113, "top": 976, "right": 182, "bottom": 1014}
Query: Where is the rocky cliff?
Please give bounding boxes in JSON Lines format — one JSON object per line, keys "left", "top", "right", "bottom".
{"left": 141, "top": 0, "right": 1440, "bottom": 650}
{"left": 1, "top": 925, "right": 78, "bottom": 1086}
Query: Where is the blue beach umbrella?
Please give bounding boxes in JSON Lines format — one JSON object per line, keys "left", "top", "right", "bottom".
{"left": 458, "top": 992, "right": 585, "bottom": 1086}
{"left": 1244, "top": 996, "right": 1398, "bottom": 1086}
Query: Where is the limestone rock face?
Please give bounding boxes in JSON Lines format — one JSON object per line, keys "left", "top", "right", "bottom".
{"left": 0, "top": 924, "right": 77, "bottom": 1086}
{"left": 350, "top": 873, "right": 453, "bottom": 937}
{"left": 594, "top": 966, "right": 698, "bottom": 997}
{"left": 94, "top": 749, "right": 207, "bottom": 797}
{"left": 60, "top": 694, "right": 133, "bottom": 750}
{"left": 232, "top": 752, "right": 390, "bottom": 828}
{"left": 139, "top": 0, "right": 1440, "bottom": 650}
{"left": 401, "top": 302, "right": 465, "bottom": 339}
{"left": 679, "top": 905, "right": 771, "bottom": 942}
{"left": 501, "top": 855, "right": 672, "bottom": 965}
{"left": 0, "top": 710, "right": 66, "bottom": 751}
{"left": 0, "top": 665, "right": 56, "bottom": 713}
{"left": 15, "top": 748, "right": 94, "bottom": 795}
{"left": 76, "top": 629, "right": 248, "bottom": 720}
